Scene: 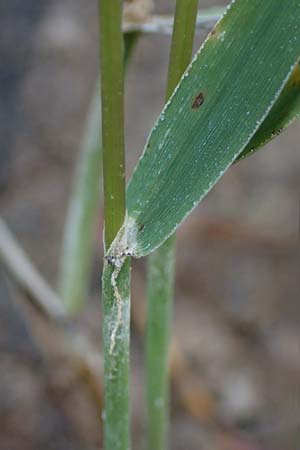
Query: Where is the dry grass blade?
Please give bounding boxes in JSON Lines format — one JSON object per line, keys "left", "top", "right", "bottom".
{"left": 0, "top": 217, "right": 103, "bottom": 411}
{"left": 0, "top": 218, "right": 65, "bottom": 320}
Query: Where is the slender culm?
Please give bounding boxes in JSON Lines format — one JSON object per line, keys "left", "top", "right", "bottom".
{"left": 99, "top": 2, "right": 131, "bottom": 450}
{"left": 146, "top": 2, "right": 199, "bottom": 450}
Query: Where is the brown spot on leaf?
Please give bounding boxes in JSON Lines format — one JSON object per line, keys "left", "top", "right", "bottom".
{"left": 209, "top": 25, "right": 221, "bottom": 39}
{"left": 192, "top": 92, "right": 205, "bottom": 109}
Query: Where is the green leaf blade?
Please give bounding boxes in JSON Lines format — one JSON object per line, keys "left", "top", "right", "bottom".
{"left": 113, "top": 0, "right": 300, "bottom": 259}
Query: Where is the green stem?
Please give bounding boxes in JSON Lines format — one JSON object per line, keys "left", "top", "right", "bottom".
{"left": 146, "top": 2, "right": 199, "bottom": 450}
{"left": 165, "top": 1, "right": 199, "bottom": 100}
{"left": 100, "top": 0, "right": 125, "bottom": 248}
{"left": 102, "top": 259, "right": 131, "bottom": 450}
{"left": 59, "top": 32, "right": 139, "bottom": 315}
{"left": 99, "top": 2, "right": 130, "bottom": 450}
{"left": 146, "top": 236, "right": 175, "bottom": 450}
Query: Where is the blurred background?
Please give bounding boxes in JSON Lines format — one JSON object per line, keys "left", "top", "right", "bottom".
{"left": 0, "top": 1, "right": 299, "bottom": 449}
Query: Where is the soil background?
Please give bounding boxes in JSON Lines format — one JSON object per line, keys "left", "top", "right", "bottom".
{"left": 0, "top": 1, "right": 299, "bottom": 449}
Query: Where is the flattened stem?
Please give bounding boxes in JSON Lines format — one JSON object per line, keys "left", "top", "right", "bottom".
{"left": 146, "top": 2, "right": 199, "bottom": 450}
{"left": 102, "top": 260, "right": 131, "bottom": 450}
{"left": 99, "top": 2, "right": 130, "bottom": 450}
{"left": 146, "top": 235, "right": 176, "bottom": 450}
{"left": 100, "top": 0, "right": 126, "bottom": 249}
{"left": 166, "top": 0, "right": 199, "bottom": 100}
